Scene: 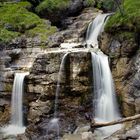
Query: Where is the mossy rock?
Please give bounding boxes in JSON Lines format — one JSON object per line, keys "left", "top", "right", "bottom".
{"left": 113, "top": 31, "right": 135, "bottom": 41}
{"left": 36, "top": 0, "right": 70, "bottom": 13}
{"left": 4, "top": 83, "right": 13, "bottom": 92}
{"left": 83, "top": 0, "right": 95, "bottom": 7}
{"left": 95, "top": 0, "right": 116, "bottom": 12}
{"left": 35, "top": 0, "right": 85, "bottom": 24}
{"left": 0, "top": 1, "right": 57, "bottom": 44}
{"left": 105, "top": 0, "right": 140, "bottom": 33}
{"left": 35, "top": 0, "right": 70, "bottom": 23}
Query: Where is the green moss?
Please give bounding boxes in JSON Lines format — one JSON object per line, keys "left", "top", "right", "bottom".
{"left": 26, "top": 21, "right": 57, "bottom": 41}
{"left": 0, "top": 28, "right": 20, "bottom": 43}
{"left": 0, "top": 2, "right": 42, "bottom": 32}
{"left": 105, "top": 0, "right": 140, "bottom": 32}
{"left": 0, "top": 1, "right": 57, "bottom": 44}
{"left": 117, "top": 32, "right": 134, "bottom": 40}
{"left": 102, "top": 0, "right": 115, "bottom": 11}
{"left": 14, "top": 1, "right": 32, "bottom": 9}
{"left": 4, "top": 83, "right": 13, "bottom": 92}
{"left": 86, "top": 0, "right": 95, "bottom": 7}
{"left": 96, "top": 0, "right": 115, "bottom": 11}
{"left": 36, "top": 0, "right": 70, "bottom": 14}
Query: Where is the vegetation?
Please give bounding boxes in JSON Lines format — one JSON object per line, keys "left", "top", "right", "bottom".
{"left": 0, "top": 28, "right": 19, "bottom": 43}
{"left": 105, "top": 0, "right": 140, "bottom": 33}
{"left": 35, "top": 0, "right": 70, "bottom": 14}
{"left": 0, "top": 1, "right": 57, "bottom": 43}
{"left": 95, "top": 0, "right": 116, "bottom": 11}
{"left": 85, "top": 0, "right": 95, "bottom": 7}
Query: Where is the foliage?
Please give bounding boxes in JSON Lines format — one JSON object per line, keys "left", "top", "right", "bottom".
{"left": 85, "top": 0, "right": 95, "bottom": 7}
{"left": 96, "top": 0, "right": 115, "bottom": 11}
{"left": 117, "top": 32, "right": 134, "bottom": 40}
{"left": 0, "top": 28, "right": 19, "bottom": 43}
{"left": 26, "top": 21, "right": 57, "bottom": 41}
{"left": 105, "top": 0, "right": 140, "bottom": 33}
{"left": 102, "top": 0, "right": 115, "bottom": 11}
{"left": 0, "top": 1, "right": 57, "bottom": 43}
{"left": 35, "top": 0, "right": 70, "bottom": 14}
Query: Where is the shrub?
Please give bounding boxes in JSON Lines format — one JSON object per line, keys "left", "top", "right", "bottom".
{"left": 85, "top": 0, "right": 95, "bottom": 7}
{"left": 96, "top": 0, "right": 116, "bottom": 11}
{"left": 36, "top": 0, "right": 70, "bottom": 14}
{"left": 105, "top": 0, "right": 140, "bottom": 33}
{"left": 0, "top": 1, "right": 57, "bottom": 43}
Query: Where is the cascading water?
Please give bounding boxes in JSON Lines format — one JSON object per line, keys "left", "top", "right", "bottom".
{"left": 54, "top": 53, "right": 69, "bottom": 118}
{"left": 46, "top": 53, "right": 69, "bottom": 140}
{"left": 86, "top": 13, "right": 122, "bottom": 136}
{"left": 2, "top": 72, "right": 29, "bottom": 136}
{"left": 86, "top": 14, "right": 110, "bottom": 48}
{"left": 91, "top": 52, "right": 121, "bottom": 135}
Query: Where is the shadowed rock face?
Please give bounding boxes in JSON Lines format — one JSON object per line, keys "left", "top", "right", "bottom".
{"left": 0, "top": 8, "right": 100, "bottom": 139}
{"left": 37, "top": 0, "right": 94, "bottom": 26}
{"left": 99, "top": 32, "right": 140, "bottom": 117}
{"left": 25, "top": 50, "right": 93, "bottom": 138}
{"left": 0, "top": 48, "right": 94, "bottom": 139}
{"left": 0, "top": 3, "right": 139, "bottom": 139}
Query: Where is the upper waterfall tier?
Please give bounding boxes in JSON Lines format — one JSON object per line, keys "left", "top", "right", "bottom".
{"left": 86, "top": 14, "right": 110, "bottom": 48}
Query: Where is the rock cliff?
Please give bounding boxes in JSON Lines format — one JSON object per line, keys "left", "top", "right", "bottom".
{"left": 0, "top": 0, "right": 140, "bottom": 139}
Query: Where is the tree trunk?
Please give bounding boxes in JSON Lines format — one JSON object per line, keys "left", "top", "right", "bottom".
{"left": 91, "top": 114, "right": 140, "bottom": 131}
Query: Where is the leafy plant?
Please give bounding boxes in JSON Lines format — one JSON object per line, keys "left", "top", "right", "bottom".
{"left": 105, "top": 0, "right": 140, "bottom": 32}
{"left": 96, "top": 0, "right": 116, "bottom": 11}
{"left": 36, "top": 0, "right": 70, "bottom": 14}
{"left": 0, "top": 1, "right": 57, "bottom": 43}
{"left": 85, "top": 0, "right": 95, "bottom": 7}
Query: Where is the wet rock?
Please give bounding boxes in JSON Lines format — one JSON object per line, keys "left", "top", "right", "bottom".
{"left": 46, "top": 8, "right": 101, "bottom": 46}
{"left": 6, "top": 36, "right": 27, "bottom": 50}
{"left": 135, "top": 98, "right": 140, "bottom": 114}
{"left": 120, "top": 125, "right": 140, "bottom": 140}
{"left": 99, "top": 30, "right": 140, "bottom": 117}
{"left": 28, "top": 100, "right": 51, "bottom": 124}
{"left": 25, "top": 50, "right": 93, "bottom": 138}
{"left": 46, "top": 32, "right": 64, "bottom": 48}
{"left": 62, "top": 131, "right": 95, "bottom": 140}
{"left": 0, "top": 104, "right": 10, "bottom": 125}
{"left": 81, "top": 131, "right": 94, "bottom": 140}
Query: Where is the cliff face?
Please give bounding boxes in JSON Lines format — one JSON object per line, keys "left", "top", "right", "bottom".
{"left": 100, "top": 0, "right": 140, "bottom": 118}
{"left": 100, "top": 32, "right": 140, "bottom": 116}
{"left": 24, "top": 51, "right": 93, "bottom": 139}
{"left": 97, "top": 1, "right": 140, "bottom": 138}
{"left": 0, "top": 6, "right": 99, "bottom": 139}
{"left": 0, "top": 0, "right": 140, "bottom": 139}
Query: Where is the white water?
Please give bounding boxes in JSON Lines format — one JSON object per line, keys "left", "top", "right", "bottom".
{"left": 46, "top": 118, "right": 60, "bottom": 140}
{"left": 54, "top": 53, "right": 69, "bottom": 118}
{"left": 46, "top": 53, "right": 69, "bottom": 140}
{"left": 2, "top": 72, "right": 29, "bottom": 136}
{"left": 60, "top": 43, "right": 81, "bottom": 49}
{"left": 91, "top": 52, "right": 121, "bottom": 135}
{"left": 85, "top": 13, "right": 122, "bottom": 136}
{"left": 86, "top": 14, "right": 109, "bottom": 48}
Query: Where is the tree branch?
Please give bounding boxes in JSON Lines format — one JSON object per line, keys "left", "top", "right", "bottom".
{"left": 91, "top": 114, "right": 140, "bottom": 130}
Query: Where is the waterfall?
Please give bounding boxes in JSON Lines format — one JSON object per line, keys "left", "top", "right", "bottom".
{"left": 86, "top": 13, "right": 122, "bottom": 135}
{"left": 11, "top": 73, "right": 28, "bottom": 127}
{"left": 54, "top": 53, "right": 69, "bottom": 118}
{"left": 91, "top": 52, "right": 121, "bottom": 134}
{"left": 46, "top": 53, "right": 69, "bottom": 140}
{"left": 92, "top": 52, "right": 120, "bottom": 121}
{"left": 2, "top": 72, "right": 29, "bottom": 135}
{"left": 86, "top": 14, "right": 109, "bottom": 48}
